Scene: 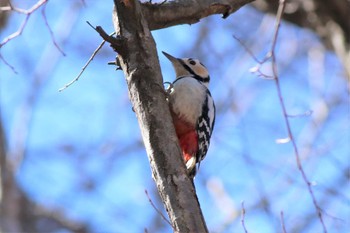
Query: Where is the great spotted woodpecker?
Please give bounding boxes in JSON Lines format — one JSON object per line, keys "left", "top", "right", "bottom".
{"left": 163, "top": 51, "right": 215, "bottom": 177}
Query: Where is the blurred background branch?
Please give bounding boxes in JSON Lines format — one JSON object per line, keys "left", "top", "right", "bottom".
{"left": 251, "top": 0, "right": 350, "bottom": 79}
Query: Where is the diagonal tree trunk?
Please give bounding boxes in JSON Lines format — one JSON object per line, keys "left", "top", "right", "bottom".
{"left": 110, "top": 0, "right": 253, "bottom": 232}
{"left": 112, "top": 1, "right": 208, "bottom": 232}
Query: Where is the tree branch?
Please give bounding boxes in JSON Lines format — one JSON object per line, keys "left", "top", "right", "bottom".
{"left": 142, "top": 0, "right": 255, "bottom": 30}
{"left": 241, "top": 202, "right": 249, "bottom": 233}
{"left": 0, "top": 0, "right": 48, "bottom": 48}
{"left": 269, "top": 1, "right": 328, "bottom": 232}
{"left": 251, "top": 0, "right": 350, "bottom": 79}
{"left": 111, "top": 0, "right": 210, "bottom": 232}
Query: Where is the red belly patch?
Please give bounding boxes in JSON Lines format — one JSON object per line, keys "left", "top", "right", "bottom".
{"left": 172, "top": 115, "right": 198, "bottom": 163}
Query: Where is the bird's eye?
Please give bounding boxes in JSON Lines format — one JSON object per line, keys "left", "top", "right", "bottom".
{"left": 189, "top": 60, "right": 196, "bottom": 65}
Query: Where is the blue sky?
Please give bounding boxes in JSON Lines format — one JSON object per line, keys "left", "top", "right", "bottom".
{"left": 1, "top": 0, "right": 349, "bottom": 232}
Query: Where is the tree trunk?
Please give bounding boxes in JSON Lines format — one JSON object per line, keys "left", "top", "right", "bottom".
{"left": 110, "top": 0, "right": 253, "bottom": 232}
{"left": 112, "top": 1, "right": 208, "bottom": 232}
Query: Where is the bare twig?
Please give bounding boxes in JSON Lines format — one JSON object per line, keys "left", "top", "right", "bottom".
{"left": 58, "top": 22, "right": 116, "bottom": 92}
{"left": 241, "top": 202, "right": 249, "bottom": 233}
{"left": 232, "top": 35, "right": 261, "bottom": 64}
{"left": 41, "top": 4, "right": 66, "bottom": 56}
{"left": 280, "top": 211, "right": 287, "bottom": 233}
{"left": 144, "top": 190, "right": 172, "bottom": 227}
{"left": 233, "top": 35, "right": 275, "bottom": 80}
{"left": 286, "top": 110, "right": 313, "bottom": 118}
{"left": 87, "top": 21, "right": 125, "bottom": 54}
{"left": 0, "top": 14, "right": 29, "bottom": 47}
{"left": 6, "top": 2, "right": 81, "bottom": 172}
{"left": 0, "top": 0, "right": 48, "bottom": 47}
{"left": 269, "top": 1, "right": 327, "bottom": 232}
{"left": 235, "top": 0, "right": 328, "bottom": 232}
{"left": 0, "top": 53, "right": 18, "bottom": 74}
{"left": 249, "top": 66, "right": 275, "bottom": 79}
{"left": 59, "top": 40, "right": 106, "bottom": 91}
{"left": 0, "top": 0, "right": 48, "bottom": 73}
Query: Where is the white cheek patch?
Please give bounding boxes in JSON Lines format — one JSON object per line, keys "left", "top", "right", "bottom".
{"left": 184, "top": 59, "right": 209, "bottom": 78}
{"left": 193, "top": 65, "right": 209, "bottom": 78}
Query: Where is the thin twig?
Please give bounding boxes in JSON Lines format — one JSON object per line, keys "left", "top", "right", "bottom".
{"left": 59, "top": 23, "right": 116, "bottom": 92}
{"left": 241, "top": 201, "right": 249, "bottom": 233}
{"left": 58, "top": 39, "right": 106, "bottom": 92}
{"left": 0, "top": 53, "right": 18, "bottom": 74}
{"left": 1, "top": 0, "right": 47, "bottom": 14}
{"left": 269, "top": 1, "right": 328, "bottom": 232}
{"left": 233, "top": 36, "right": 274, "bottom": 80}
{"left": 286, "top": 110, "right": 313, "bottom": 118}
{"left": 144, "top": 190, "right": 172, "bottom": 227}
{"left": 41, "top": 4, "right": 66, "bottom": 56}
{"left": 235, "top": 0, "right": 328, "bottom": 232}
{"left": 232, "top": 35, "right": 261, "bottom": 64}
{"left": 0, "top": 0, "right": 48, "bottom": 73}
{"left": 0, "top": 14, "right": 29, "bottom": 47}
{"left": 280, "top": 211, "right": 287, "bottom": 233}
{"left": 0, "top": 0, "right": 48, "bottom": 47}
{"left": 86, "top": 21, "right": 96, "bottom": 30}
{"left": 87, "top": 21, "right": 121, "bottom": 46}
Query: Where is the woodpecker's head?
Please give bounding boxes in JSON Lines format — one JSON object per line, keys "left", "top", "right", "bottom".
{"left": 162, "top": 51, "right": 210, "bottom": 86}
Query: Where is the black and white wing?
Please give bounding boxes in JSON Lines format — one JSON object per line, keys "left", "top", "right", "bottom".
{"left": 196, "top": 89, "right": 216, "bottom": 163}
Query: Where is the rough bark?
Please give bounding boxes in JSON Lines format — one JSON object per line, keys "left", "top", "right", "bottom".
{"left": 112, "top": 1, "right": 207, "bottom": 232}
{"left": 111, "top": 0, "right": 253, "bottom": 232}
{"left": 142, "top": 0, "right": 255, "bottom": 30}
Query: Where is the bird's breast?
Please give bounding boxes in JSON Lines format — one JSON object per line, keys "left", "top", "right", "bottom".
{"left": 169, "top": 77, "right": 207, "bottom": 126}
